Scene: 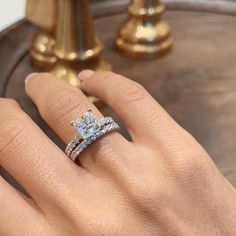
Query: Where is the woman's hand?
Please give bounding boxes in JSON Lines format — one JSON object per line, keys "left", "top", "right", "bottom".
{"left": 0, "top": 71, "right": 235, "bottom": 236}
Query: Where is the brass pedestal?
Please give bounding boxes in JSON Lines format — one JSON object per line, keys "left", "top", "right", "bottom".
{"left": 29, "top": 31, "right": 57, "bottom": 68}
{"left": 27, "top": 0, "right": 112, "bottom": 88}
{"left": 116, "top": 0, "right": 172, "bottom": 59}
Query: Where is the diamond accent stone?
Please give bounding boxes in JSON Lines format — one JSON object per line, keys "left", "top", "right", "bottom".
{"left": 65, "top": 109, "right": 119, "bottom": 161}
{"left": 69, "top": 122, "right": 120, "bottom": 161}
{"left": 71, "top": 109, "right": 100, "bottom": 139}
{"left": 65, "top": 117, "right": 115, "bottom": 157}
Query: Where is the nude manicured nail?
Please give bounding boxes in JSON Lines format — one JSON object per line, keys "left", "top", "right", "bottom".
{"left": 78, "top": 70, "right": 94, "bottom": 81}
{"left": 25, "top": 73, "right": 39, "bottom": 85}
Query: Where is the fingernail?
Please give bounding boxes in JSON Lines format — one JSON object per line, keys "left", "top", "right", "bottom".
{"left": 78, "top": 70, "right": 94, "bottom": 81}
{"left": 25, "top": 73, "right": 39, "bottom": 85}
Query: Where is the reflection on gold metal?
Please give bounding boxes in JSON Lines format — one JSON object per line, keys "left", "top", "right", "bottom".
{"left": 51, "top": 62, "right": 80, "bottom": 87}
{"left": 26, "top": 0, "right": 57, "bottom": 68}
{"left": 53, "top": 0, "right": 102, "bottom": 61}
{"left": 50, "top": 60, "right": 106, "bottom": 106}
{"left": 51, "top": 59, "right": 111, "bottom": 88}
{"left": 116, "top": 0, "right": 172, "bottom": 59}
{"left": 29, "top": 31, "right": 57, "bottom": 68}
{"left": 51, "top": 0, "right": 111, "bottom": 87}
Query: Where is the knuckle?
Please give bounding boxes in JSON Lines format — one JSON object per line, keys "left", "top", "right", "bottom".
{"left": 128, "top": 176, "right": 166, "bottom": 212}
{"left": 174, "top": 150, "right": 209, "bottom": 183}
{"left": 113, "top": 82, "right": 148, "bottom": 109}
{"left": 185, "top": 157, "right": 208, "bottom": 178}
{"left": 0, "top": 117, "right": 27, "bottom": 157}
{"left": 44, "top": 87, "right": 85, "bottom": 123}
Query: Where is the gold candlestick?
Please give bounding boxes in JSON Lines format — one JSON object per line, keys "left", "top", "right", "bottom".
{"left": 26, "top": 0, "right": 57, "bottom": 68}
{"left": 51, "top": 0, "right": 111, "bottom": 87}
{"left": 116, "top": 0, "right": 172, "bottom": 59}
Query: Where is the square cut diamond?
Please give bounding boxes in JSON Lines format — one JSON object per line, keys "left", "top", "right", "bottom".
{"left": 71, "top": 110, "right": 100, "bottom": 139}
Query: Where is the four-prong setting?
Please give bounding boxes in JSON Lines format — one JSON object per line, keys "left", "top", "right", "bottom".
{"left": 71, "top": 109, "right": 101, "bottom": 140}
{"left": 66, "top": 109, "right": 120, "bottom": 161}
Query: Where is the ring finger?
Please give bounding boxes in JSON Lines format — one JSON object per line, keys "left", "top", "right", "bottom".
{"left": 25, "top": 73, "right": 130, "bottom": 174}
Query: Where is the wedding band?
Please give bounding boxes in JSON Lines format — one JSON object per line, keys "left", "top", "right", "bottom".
{"left": 70, "top": 122, "right": 119, "bottom": 161}
{"left": 65, "top": 109, "right": 120, "bottom": 161}
{"left": 65, "top": 117, "right": 115, "bottom": 157}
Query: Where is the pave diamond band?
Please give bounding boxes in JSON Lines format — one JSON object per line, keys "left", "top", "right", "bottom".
{"left": 70, "top": 122, "right": 119, "bottom": 161}
{"left": 65, "top": 117, "right": 116, "bottom": 157}
{"left": 65, "top": 109, "right": 120, "bottom": 162}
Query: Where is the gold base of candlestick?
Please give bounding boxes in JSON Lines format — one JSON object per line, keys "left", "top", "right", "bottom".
{"left": 29, "top": 31, "right": 57, "bottom": 68}
{"left": 116, "top": 1, "right": 172, "bottom": 59}
{"left": 54, "top": 40, "right": 103, "bottom": 62}
{"left": 116, "top": 32, "right": 173, "bottom": 59}
{"left": 50, "top": 58, "right": 110, "bottom": 106}
{"left": 50, "top": 57, "right": 112, "bottom": 87}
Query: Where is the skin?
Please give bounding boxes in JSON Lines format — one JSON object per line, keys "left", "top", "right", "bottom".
{"left": 0, "top": 71, "right": 235, "bottom": 236}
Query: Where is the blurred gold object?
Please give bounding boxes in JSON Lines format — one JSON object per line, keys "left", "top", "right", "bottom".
{"left": 51, "top": 59, "right": 110, "bottom": 88}
{"left": 26, "top": 0, "right": 57, "bottom": 68}
{"left": 26, "top": 0, "right": 111, "bottom": 88}
{"left": 53, "top": 0, "right": 102, "bottom": 61}
{"left": 29, "top": 31, "right": 57, "bottom": 68}
{"left": 52, "top": 0, "right": 111, "bottom": 87}
{"left": 26, "top": 0, "right": 57, "bottom": 30}
{"left": 116, "top": 0, "right": 172, "bottom": 59}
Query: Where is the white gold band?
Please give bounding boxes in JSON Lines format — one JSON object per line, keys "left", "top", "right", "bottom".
{"left": 65, "top": 117, "right": 116, "bottom": 157}
{"left": 65, "top": 110, "right": 120, "bottom": 162}
{"left": 69, "top": 122, "right": 119, "bottom": 162}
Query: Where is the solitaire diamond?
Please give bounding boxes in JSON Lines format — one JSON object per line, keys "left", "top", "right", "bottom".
{"left": 66, "top": 109, "right": 120, "bottom": 161}
{"left": 71, "top": 109, "right": 100, "bottom": 139}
